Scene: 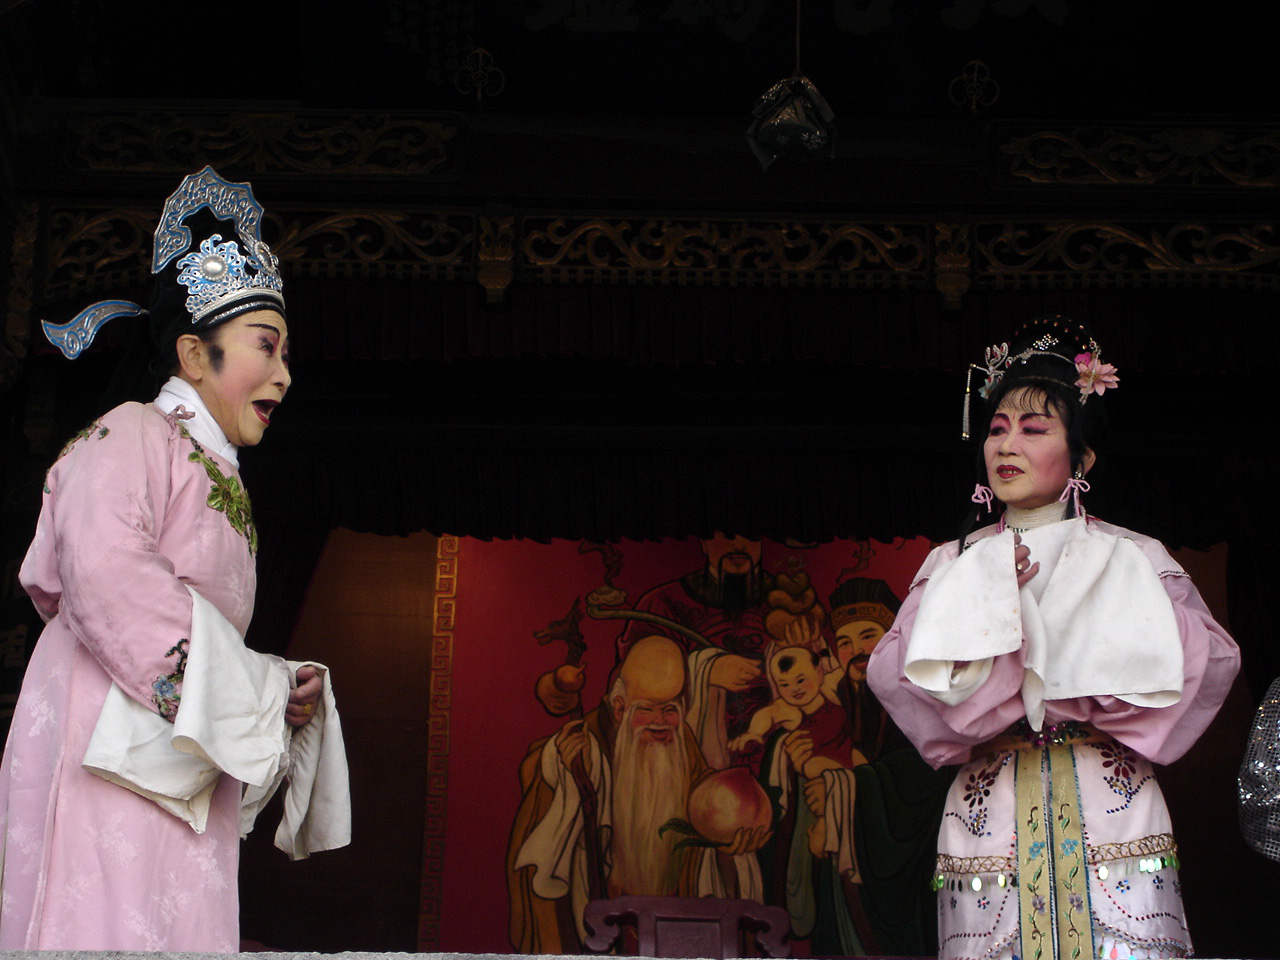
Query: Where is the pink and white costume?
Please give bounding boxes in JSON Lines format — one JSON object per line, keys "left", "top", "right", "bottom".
{"left": 2, "top": 387, "right": 267, "bottom": 950}
{"left": 867, "top": 516, "right": 1239, "bottom": 960}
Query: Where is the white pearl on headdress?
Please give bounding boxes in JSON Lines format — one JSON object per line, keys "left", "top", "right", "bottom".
{"left": 201, "top": 255, "right": 227, "bottom": 279}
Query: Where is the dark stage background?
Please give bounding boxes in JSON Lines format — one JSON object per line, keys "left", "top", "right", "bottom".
{"left": 3, "top": 1, "right": 1280, "bottom": 956}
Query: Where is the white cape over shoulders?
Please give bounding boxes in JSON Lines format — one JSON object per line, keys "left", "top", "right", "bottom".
{"left": 904, "top": 518, "right": 1184, "bottom": 729}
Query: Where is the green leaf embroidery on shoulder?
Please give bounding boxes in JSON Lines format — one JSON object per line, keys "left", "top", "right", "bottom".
{"left": 181, "top": 427, "right": 258, "bottom": 556}
{"left": 44, "top": 418, "right": 110, "bottom": 493}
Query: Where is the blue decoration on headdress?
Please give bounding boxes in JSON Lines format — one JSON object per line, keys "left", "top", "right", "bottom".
{"left": 175, "top": 233, "right": 282, "bottom": 321}
{"left": 152, "top": 165, "right": 284, "bottom": 324}
{"left": 154, "top": 166, "right": 268, "bottom": 272}
{"left": 41, "top": 300, "right": 144, "bottom": 359}
{"left": 44, "top": 166, "right": 284, "bottom": 361}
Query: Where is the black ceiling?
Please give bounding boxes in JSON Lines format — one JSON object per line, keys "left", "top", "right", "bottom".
{"left": 1, "top": 1, "right": 1276, "bottom": 548}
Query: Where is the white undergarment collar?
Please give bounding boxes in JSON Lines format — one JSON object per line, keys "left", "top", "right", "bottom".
{"left": 153, "top": 376, "right": 238, "bottom": 468}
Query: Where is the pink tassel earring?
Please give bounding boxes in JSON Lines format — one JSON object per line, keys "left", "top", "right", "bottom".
{"left": 972, "top": 484, "right": 995, "bottom": 514}
{"left": 1058, "top": 471, "right": 1090, "bottom": 517}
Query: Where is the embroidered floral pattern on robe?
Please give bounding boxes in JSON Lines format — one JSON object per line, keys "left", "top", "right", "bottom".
{"left": 151, "top": 638, "right": 189, "bottom": 721}
{"left": 949, "top": 758, "right": 1005, "bottom": 837}
{"left": 45, "top": 419, "right": 109, "bottom": 492}
{"left": 1088, "top": 740, "right": 1154, "bottom": 814}
{"left": 183, "top": 430, "right": 258, "bottom": 555}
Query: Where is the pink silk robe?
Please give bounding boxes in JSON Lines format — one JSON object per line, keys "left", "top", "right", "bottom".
{"left": 866, "top": 519, "right": 1241, "bottom": 960}
{"left": 0, "top": 401, "right": 258, "bottom": 950}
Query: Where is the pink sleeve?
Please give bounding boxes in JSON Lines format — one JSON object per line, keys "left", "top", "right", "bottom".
{"left": 1049, "top": 573, "right": 1240, "bottom": 765}
{"left": 867, "top": 563, "right": 1241, "bottom": 770}
{"left": 867, "top": 576, "right": 1030, "bottom": 769}
{"left": 20, "top": 406, "right": 195, "bottom": 716}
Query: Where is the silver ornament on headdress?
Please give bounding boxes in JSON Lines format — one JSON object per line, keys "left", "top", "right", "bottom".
{"left": 960, "top": 318, "right": 1116, "bottom": 439}
{"left": 41, "top": 166, "right": 284, "bottom": 359}
{"left": 41, "top": 300, "right": 146, "bottom": 360}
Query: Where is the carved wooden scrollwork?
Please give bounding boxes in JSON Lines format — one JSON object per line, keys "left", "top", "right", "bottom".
{"left": 40, "top": 207, "right": 476, "bottom": 303}
{"left": 521, "top": 218, "right": 930, "bottom": 284}
{"left": 976, "top": 221, "right": 1280, "bottom": 287}
{"left": 69, "top": 110, "right": 465, "bottom": 177}
{"left": 934, "top": 222, "right": 971, "bottom": 309}
{"left": 44, "top": 208, "right": 155, "bottom": 300}
{"left": 1000, "top": 126, "right": 1280, "bottom": 187}
{"left": 270, "top": 211, "right": 475, "bottom": 279}
{"left": 32, "top": 204, "right": 1280, "bottom": 314}
{"left": 477, "top": 216, "right": 516, "bottom": 303}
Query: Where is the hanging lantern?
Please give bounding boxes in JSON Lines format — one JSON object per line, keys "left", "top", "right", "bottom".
{"left": 745, "top": 0, "right": 836, "bottom": 169}
{"left": 746, "top": 73, "right": 836, "bottom": 169}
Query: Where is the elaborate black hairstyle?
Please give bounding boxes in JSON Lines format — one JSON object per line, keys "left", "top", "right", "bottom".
{"left": 959, "top": 315, "right": 1115, "bottom": 542}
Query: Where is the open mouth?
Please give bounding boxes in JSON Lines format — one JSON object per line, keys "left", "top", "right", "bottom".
{"left": 996, "top": 465, "right": 1022, "bottom": 479}
{"left": 252, "top": 399, "right": 279, "bottom": 424}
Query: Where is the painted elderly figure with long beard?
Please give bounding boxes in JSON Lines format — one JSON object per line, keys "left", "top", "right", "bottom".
{"left": 507, "top": 636, "right": 771, "bottom": 953}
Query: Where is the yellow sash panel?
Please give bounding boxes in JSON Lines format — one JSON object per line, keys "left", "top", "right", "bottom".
{"left": 1015, "top": 742, "right": 1092, "bottom": 960}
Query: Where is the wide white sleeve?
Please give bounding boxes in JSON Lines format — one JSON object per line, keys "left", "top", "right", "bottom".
{"left": 83, "top": 586, "right": 292, "bottom": 833}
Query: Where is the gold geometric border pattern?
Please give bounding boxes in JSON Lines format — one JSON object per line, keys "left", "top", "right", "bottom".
{"left": 418, "top": 534, "right": 458, "bottom": 952}
{"left": 998, "top": 124, "right": 1280, "bottom": 187}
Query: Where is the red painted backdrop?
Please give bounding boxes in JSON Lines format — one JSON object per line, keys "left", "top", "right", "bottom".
{"left": 438, "top": 535, "right": 935, "bottom": 953}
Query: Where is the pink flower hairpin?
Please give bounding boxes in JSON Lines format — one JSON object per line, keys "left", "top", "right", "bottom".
{"left": 1074, "top": 352, "right": 1119, "bottom": 402}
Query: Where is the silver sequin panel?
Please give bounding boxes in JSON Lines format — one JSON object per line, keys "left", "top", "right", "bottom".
{"left": 1239, "top": 677, "right": 1280, "bottom": 862}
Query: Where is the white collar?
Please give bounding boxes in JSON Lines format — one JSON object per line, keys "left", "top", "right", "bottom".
{"left": 153, "top": 376, "right": 239, "bottom": 468}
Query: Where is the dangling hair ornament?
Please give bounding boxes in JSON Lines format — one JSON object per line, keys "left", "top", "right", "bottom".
{"left": 1058, "top": 470, "right": 1091, "bottom": 517}
{"left": 962, "top": 319, "right": 1119, "bottom": 439}
{"left": 41, "top": 166, "right": 284, "bottom": 359}
{"left": 962, "top": 342, "right": 1010, "bottom": 439}
{"left": 971, "top": 484, "right": 995, "bottom": 514}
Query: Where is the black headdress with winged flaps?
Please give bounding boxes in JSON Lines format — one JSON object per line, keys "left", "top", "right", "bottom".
{"left": 41, "top": 166, "right": 285, "bottom": 363}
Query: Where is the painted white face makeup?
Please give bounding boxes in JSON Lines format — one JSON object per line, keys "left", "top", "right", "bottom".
{"left": 193, "top": 310, "right": 291, "bottom": 447}
{"left": 983, "top": 387, "right": 1075, "bottom": 511}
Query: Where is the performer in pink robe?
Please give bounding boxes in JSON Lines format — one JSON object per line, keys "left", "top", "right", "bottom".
{"left": 0, "top": 168, "right": 326, "bottom": 950}
{"left": 866, "top": 316, "right": 1239, "bottom": 960}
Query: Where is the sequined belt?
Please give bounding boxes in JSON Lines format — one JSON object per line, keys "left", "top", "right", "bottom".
{"left": 976, "top": 719, "right": 1112, "bottom": 758}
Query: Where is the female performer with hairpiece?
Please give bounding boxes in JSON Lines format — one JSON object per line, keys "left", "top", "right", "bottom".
{"left": 866, "top": 317, "right": 1239, "bottom": 960}
{"left": 0, "top": 168, "right": 348, "bottom": 951}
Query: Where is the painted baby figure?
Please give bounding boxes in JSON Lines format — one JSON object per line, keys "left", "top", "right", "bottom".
{"left": 729, "top": 646, "right": 860, "bottom": 779}
{"left": 866, "top": 316, "right": 1240, "bottom": 960}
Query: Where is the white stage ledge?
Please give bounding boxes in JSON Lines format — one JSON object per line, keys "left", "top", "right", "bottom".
{"left": 0, "top": 955, "right": 1253, "bottom": 960}
{"left": 0, "top": 956, "right": 745, "bottom": 960}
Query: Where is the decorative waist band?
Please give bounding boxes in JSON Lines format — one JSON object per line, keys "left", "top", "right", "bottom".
{"left": 977, "top": 719, "right": 1111, "bottom": 757}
